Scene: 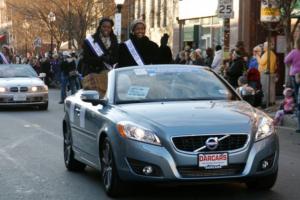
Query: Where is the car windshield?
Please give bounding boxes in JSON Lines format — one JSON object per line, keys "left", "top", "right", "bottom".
{"left": 115, "top": 66, "right": 238, "bottom": 104}
{"left": 0, "top": 64, "right": 38, "bottom": 78}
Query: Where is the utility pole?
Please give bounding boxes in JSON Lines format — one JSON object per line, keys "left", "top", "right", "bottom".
{"left": 68, "top": 0, "right": 71, "bottom": 49}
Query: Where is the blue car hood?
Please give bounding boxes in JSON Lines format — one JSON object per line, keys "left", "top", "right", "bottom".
{"left": 117, "top": 101, "right": 255, "bottom": 134}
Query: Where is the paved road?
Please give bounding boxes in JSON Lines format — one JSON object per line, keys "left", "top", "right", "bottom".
{"left": 0, "top": 89, "right": 300, "bottom": 200}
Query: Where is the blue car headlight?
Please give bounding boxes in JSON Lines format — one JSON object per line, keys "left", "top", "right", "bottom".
{"left": 255, "top": 117, "right": 275, "bottom": 141}
{"left": 117, "top": 122, "right": 161, "bottom": 146}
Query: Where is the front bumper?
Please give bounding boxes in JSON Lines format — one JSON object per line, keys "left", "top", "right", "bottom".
{"left": 0, "top": 92, "right": 48, "bottom": 106}
{"left": 113, "top": 133, "right": 279, "bottom": 182}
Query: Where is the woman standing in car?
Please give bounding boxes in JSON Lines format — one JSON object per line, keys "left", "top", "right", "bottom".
{"left": 118, "top": 19, "right": 160, "bottom": 67}
{"left": 81, "top": 18, "right": 118, "bottom": 95}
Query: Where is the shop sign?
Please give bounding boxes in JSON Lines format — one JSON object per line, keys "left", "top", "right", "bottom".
{"left": 260, "top": 0, "right": 280, "bottom": 22}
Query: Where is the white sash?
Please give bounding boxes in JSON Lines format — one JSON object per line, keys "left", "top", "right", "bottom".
{"left": 86, "top": 35, "right": 113, "bottom": 70}
{"left": 125, "top": 39, "right": 144, "bottom": 66}
{"left": 86, "top": 35, "right": 104, "bottom": 57}
{"left": 0, "top": 53, "right": 9, "bottom": 64}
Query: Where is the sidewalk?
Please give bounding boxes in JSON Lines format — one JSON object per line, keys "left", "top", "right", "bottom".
{"left": 262, "top": 98, "right": 298, "bottom": 129}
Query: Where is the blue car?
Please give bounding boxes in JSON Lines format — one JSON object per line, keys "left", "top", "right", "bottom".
{"left": 63, "top": 65, "right": 278, "bottom": 197}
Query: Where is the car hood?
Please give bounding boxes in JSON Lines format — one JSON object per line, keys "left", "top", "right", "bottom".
{"left": 116, "top": 101, "right": 256, "bottom": 135}
{"left": 0, "top": 77, "right": 44, "bottom": 87}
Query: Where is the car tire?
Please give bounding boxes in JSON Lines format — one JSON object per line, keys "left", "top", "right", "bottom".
{"left": 246, "top": 170, "right": 278, "bottom": 190}
{"left": 63, "top": 122, "right": 86, "bottom": 171}
{"left": 100, "top": 137, "right": 124, "bottom": 197}
{"left": 38, "top": 102, "right": 48, "bottom": 110}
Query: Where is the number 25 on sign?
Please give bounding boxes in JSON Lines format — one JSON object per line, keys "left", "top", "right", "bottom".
{"left": 218, "top": 0, "right": 234, "bottom": 19}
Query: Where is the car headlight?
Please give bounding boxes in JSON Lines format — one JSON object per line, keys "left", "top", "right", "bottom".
{"left": 31, "top": 86, "right": 48, "bottom": 92}
{"left": 31, "top": 86, "right": 38, "bottom": 92}
{"left": 255, "top": 117, "right": 275, "bottom": 141}
{"left": 117, "top": 122, "right": 161, "bottom": 146}
{"left": 0, "top": 87, "right": 6, "bottom": 92}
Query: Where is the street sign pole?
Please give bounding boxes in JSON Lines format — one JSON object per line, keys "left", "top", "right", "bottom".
{"left": 218, "top": 0, "right": 234, "bottom": 59}
{"left": 260, "top": 0, "right": 280, "bottom": 107}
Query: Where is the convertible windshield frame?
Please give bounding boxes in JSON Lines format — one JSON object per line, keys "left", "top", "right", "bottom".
{"left": 113, "top": 65, "right": 240, "bottom": 105}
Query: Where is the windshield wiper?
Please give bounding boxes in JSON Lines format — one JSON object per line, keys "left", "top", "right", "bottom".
{"left": 185, "top": 97, "right": 226, "bottom": 101}
{"left": 13, "top": 76, "right": 31, "bottom": 78}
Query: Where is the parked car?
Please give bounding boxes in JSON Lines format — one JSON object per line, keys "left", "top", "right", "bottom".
{"left": 63, "top": 65, "right": 278, "bottom": 197}
{"left": 0, "top": 64, "right": 48, "bottom": 110}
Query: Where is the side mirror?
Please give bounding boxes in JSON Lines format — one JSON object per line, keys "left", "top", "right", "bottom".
{"left": 39, "top": 73, "right": 46, "bottom": 78}
{"left": 81, "top": 90, "right": 107, "bottom": 106}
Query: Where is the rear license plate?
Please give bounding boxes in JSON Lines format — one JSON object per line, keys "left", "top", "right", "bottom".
{"left": 199, "top": 153, "right": 228, "bottom": 169}
{"left": 13, "top": 94, "right": 27, "bottom": 101}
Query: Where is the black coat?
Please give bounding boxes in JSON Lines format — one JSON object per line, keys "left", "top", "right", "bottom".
{"left": 227, "top": 57, "right": 246, "bottom": 88}
{"left": 82, "top": 33, "right": 118, "bottom": 76}
{"left": 159, "top": 45, "right": 173, "bottom": 64}
{"left": 118, "top": 34, "right": 160, "bottom": 67}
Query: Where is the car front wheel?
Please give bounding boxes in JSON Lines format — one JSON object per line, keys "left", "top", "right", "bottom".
{"left": 246, "top": 170, "right": 278, "bottom": 190}
{"left": 100, "top": 137, "right": 124, "bottom": 197}
{"left": 63, "top": 122, "right": 86, "bottom": 171}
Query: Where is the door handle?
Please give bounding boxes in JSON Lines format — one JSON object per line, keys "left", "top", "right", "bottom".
{"left": 75, "top": 107, "right": 80, "bottom": 116}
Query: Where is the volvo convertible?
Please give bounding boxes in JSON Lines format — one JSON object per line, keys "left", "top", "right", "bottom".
{"left": 62, "top": 65, "right": 278, "bottom": 197}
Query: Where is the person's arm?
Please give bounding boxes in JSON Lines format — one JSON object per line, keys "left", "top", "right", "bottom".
{"left": 258, "top": 53, "right": 267, "bottom": 66}
{"left": 211, "top": 53, "right": 220, "bottom": 69}
{"left": 284, "top": 50, "right": 294, "bottom": 65}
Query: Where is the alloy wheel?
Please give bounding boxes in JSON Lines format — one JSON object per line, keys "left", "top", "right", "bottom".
{"left": 102, "top": 140, "right": 113, "bottom": 190}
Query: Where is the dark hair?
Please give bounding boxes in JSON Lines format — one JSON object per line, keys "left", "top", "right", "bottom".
{"left": 238, "top": 76, "right": 248, "bottom": 85}
{"left": 297, "top": 38, "right": 300, "bottom": 50}
{"left": 94, "top": 17, "right": 115, "bottom": 39}
{"left": 215, "top": 45, "right": 222, "bottom": 51}
{"left": 206, "top": 47, "right": 213, "bottom": 56}
{"left": 99, "top": 18, "right": 114, "bottom": 27}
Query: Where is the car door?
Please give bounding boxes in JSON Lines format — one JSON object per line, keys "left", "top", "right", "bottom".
{"left": 71, "top": 100, "right": 100, "bottom": 166}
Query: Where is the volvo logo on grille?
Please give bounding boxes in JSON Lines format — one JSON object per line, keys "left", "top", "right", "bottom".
{"left": 205, "top": 137, "right": 219, "bottom": 150}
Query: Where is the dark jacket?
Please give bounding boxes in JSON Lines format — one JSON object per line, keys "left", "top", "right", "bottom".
{"left": 118, "top": 34, "right": 160, "bottom": 67}
{"left": 159, "top": 45, "right": 173, "bottom": 64}
{"left": 227, "top": 57, "right": 246, "bottom": 88}
{"left": 82, "top": 33, "right": 118, "bottom": 76}
{"left": 61, "top": 59, "right": 76, "bottom": 77}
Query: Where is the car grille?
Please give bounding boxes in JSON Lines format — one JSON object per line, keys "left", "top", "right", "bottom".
{"left": 10, "top": 87, "right": 19, "bottom": 92}
{"left": 20, "top": 87, "right": 28, "bottom": 92}
{"left": 172, "top": 135, "right": 248, "bottom": 152}
{"left": 177, "top": 164, "right": 245, "bottom": 178}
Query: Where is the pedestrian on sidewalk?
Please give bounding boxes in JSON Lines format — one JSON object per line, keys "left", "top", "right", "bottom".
{"left": 284, "top": 38, "right": 300, "bottom": 103}
{"left": 273, "top": 87, "right": 294, "bottom": 126}
{"left": 257, "top": 42, "right": 277, "bottom": 106}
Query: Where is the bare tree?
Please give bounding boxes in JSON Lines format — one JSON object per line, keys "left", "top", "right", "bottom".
{"left": 6, "top": 0, "right": 116, "bottom": 53}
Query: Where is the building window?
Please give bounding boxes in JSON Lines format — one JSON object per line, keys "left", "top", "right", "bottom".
{"left": 157, "top": 0, "right": 161, "bottom": 27}
{"left": 150, "top": 0, "right": 155, "bottom": 28}
{"left": 163, "top": 0, "right": 167, "bottom": 27}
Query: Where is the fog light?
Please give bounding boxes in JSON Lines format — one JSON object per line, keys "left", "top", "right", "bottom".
{"left": 142, "top": 166, "right": 153, "bottom": 175}
{"left": 262, "top": 160, "right": 269, "bottom": 169}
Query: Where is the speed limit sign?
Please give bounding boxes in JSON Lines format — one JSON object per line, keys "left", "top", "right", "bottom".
{"left": 217, "top": 0, "right": 234, "bottom": 19}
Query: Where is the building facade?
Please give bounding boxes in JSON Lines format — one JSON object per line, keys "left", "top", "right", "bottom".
{"left": 122, "top": 0, "right": 179, "bottom": 54}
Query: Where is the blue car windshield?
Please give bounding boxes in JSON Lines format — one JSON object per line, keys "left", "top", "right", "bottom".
{"left": 115, "top": 66, "right": 238, "bottom": 104}
{"left": 0, "top": 65, "right": 38, "bottom": 78}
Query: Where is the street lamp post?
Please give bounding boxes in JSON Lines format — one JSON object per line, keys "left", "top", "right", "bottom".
{"left": 22, "top": 20, "right": 30, "bottom": 55}
{"left": 114, "top": 0, "right": 125, "bottom": 43}
{"left": 48, "top": 11, "right": 56, "bottom": 54}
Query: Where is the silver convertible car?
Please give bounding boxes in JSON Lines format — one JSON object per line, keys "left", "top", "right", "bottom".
{"left": 0, "top": 64, "right": 48, "bottom": 110}
{"left": 63, "top": 65, "right": 278, "bottom": 197}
